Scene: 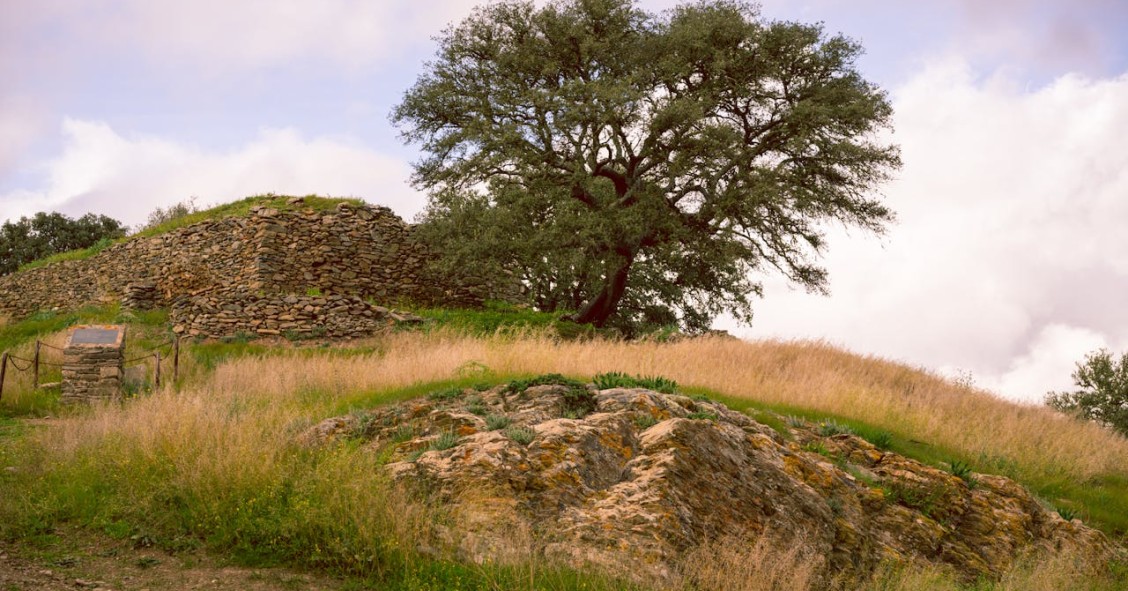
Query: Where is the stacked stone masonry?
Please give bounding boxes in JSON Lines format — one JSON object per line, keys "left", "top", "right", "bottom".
{"left": 61, "top": 326, "right": 125, "bottom": 403}
{"left": 123, "top": 283, "right": 158, "bottom": 310}
{"left": 0, "top": 199, "right": 521, "bottom": 338}
{"left": 171, "top": 289, "right": 423, "bottom": 340}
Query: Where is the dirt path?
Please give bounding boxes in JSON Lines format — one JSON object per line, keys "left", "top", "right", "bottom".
{"left": 0, "top": 526, "right": 347, "bottom": 591}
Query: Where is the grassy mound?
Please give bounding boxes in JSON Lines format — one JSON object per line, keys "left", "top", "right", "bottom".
{"left": 16, "top": 194, "right": 363, "bottom": 273}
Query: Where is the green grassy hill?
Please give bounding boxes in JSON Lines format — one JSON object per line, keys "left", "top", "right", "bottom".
{"left": 1, "top": 307, "right": 1126, "bottom": 590}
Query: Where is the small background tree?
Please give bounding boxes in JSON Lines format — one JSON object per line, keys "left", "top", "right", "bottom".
{"left": 0, "top": 212, "right": 125, "bottom": 275}
{"left": 138, "top": 196, "right": 200, "bottom": 233}
{"left": 1046, "top": 349, "right": 1128, "bottom": 438}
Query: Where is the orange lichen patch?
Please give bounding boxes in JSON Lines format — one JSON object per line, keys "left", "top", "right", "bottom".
{"left": 850, "top": 448, "right": 884, "bottom": 465}
{"left": 639, "top": 401, "right": 673, "bottom": 420}
{"left": 783, "top": 454, "right": 838, "bottom": 491}
{"left": 457, "top": 424, "right": 478, "bottom": 436}
{"left": 746, "top": 433, "right": 775, "bottom": 450}
{"left": 547, "top": 467, "right": 582, "bottom": 487}
{"left": 598, "top": 431, "right": 634, "bottom": 460}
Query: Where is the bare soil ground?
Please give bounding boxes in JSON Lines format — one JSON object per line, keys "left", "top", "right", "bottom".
{"left": 0, "top": 526, "right": 346, "bottom": 591}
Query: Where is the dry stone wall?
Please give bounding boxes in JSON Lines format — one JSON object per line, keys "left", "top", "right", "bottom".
{"left": 170, "top": 289, "right": 422, "bottom": 340}
{"left": 0, "top": 216, "right": 259, "bottom": 321}
{"left": 0, "top": 198, "right": 520, "bottom": 338}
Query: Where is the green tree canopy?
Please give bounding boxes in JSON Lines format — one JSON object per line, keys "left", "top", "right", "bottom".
{"left": 394, "top": 0, "right": 900, "bottom": 333}
{"left": 1046, "top": 349, "right": 1128, "bottom": 438}
{"left": 0, "top": 212, "right": 126, "bottom": 275}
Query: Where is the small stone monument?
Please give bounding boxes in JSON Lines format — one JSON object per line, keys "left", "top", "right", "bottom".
{"left": 62, "top": 325, "right": 125, "bottom": 403}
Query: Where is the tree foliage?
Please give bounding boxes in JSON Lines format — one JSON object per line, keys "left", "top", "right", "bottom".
{"left": 394, "top": 0, "right": 900, "bottom": 333}
{"left": 0, "top": 212, "right": 126, "bottom": 275}
{"left": 1046, "top": 349, "right": 1128, "bottom": 438}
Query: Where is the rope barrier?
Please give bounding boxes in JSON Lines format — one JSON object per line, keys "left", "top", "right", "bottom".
{"left": 0, "top": 336, "right": 183, "bottom": 397}
{"left": 6, "top": 355, "right": 33, "bottom": 371}
{"left": 36, "top": 339, "right": 173, "bottom": 353}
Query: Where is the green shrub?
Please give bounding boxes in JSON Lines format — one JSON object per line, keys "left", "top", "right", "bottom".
{"left": 687, "top": 411, "right": 717, "bottom": 421}
{"left": 867, "top": 430, "right": 894, "bottom": 450}
{"left": 504, "top": 427, "right": 536, "bottom": 445}
{"left": 427, "top": 387, "right": 462, "bottom": 402}
{"left": 390, "top": 425, "right": 415, "bottom": 443}
{"left": 1057, "top": 506, "right": 1080, "bottom": 521}
{"left": 428, "top": 431, "right": 459, "bottom": 451}
{"left": 485, "top": 414, "right": 512, "bottom": 431}
{"left": 817, "top": 420, "right": 854, "bottom": 436}
{"left": 947, "top": 459, "right": 978, "bottom": 489}
{"left": 881, "top": 482, "right": 949, "bottom": 518}
{"left": 803, "top": 441, "right": 830, "bottom": 457}
{"left": 633, "top": 415, "right": 658, "bottom": 429}
{"left": 592, "top": 371, "right": 678, "bottom": 394}
{"left": 947, "top": 459, "right": 972, "bottom": 479}
{"left": 464, "top": 396, "right": 487, "bottom": 416}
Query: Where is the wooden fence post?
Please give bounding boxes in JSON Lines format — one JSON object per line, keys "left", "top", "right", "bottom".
{"left": 33, "top": 341, "right": 40, "bottom": 389}
{"left": 154, "top": 351, "right": 161, "bottom": 389}
{"left": 172, "top": 337, "right": 180, "bottom": 384}
{"left": 0, "top": 352, "right": 7, "bottom": 401}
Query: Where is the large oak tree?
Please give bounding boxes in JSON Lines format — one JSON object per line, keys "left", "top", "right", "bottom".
{"left": 394, "top": 0, "right": 900, "bottom": 332}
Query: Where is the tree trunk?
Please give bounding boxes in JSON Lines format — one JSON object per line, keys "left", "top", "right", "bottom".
{"left": 571, "top": 251, "right": 634, "bottom": 327}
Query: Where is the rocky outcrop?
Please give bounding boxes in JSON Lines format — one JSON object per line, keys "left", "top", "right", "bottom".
{"left": 303, "top": 383, "right": 1115, "bottom": 587}
{"left": 0, "top": 198, "right": 523, "bottom": 331}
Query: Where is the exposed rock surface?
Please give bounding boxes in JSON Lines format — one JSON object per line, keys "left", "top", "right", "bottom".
{"left": 303, "top": 384, "right": 1115, "bottom": 586}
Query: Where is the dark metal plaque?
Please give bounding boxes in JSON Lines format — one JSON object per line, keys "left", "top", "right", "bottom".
{"left": 71, "top": 328, "right": 121, "bottom": 345}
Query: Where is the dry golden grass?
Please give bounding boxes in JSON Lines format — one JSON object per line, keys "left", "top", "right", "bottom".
{"left": 4, "top": 329, "right": 1126, "bottom": 590}
{"left": 206, "top": 331, "right": 1128, "bottom": 483}
{"left": 860, "top": 548, "right": 1121, "bottom": 591}
{"left": 679, "top": 528, "right": 822, "bottom": 591}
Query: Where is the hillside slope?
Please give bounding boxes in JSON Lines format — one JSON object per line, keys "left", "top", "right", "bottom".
{"left": 1, "top": 322, "right": 1127, "bottom": 590}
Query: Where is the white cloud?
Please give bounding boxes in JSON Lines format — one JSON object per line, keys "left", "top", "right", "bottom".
{"left": 1, "top": 0, "right": 486, "bottom": 74}
{"left": 734, "top": 60, "right": 1128, "bottom": 402}
{"left": 0, "top": 118, "right": 422, "bottom": 227}
{"left": 0, "top": 95, "right": 50, "bottom": 179}
{"left": 976, "top": 324, "right": 1115, "bottom": 402}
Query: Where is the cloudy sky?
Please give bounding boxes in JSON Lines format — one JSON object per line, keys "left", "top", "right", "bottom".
{"left": 2, "top": 0, "right": 1126, "bottom": 402}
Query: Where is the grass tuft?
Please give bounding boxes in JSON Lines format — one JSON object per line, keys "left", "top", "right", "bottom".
{"left": 485, "top": 414, "right": 512, "bottom": 431}
{"left": 428, "top": 431, "right": 460, "bottom": 452}
{"left": 504, "top": 426, "right": 536, "bottom": 445}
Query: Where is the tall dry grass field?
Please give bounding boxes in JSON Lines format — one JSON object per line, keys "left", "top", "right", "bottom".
{"left": 208, "top": 331, "right": 1128, "bottom": 484}
{"left": 3, "top": 329, "right": 1126, "bottom": 590}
